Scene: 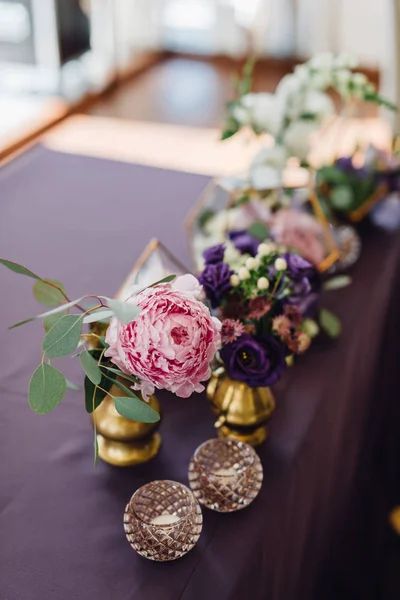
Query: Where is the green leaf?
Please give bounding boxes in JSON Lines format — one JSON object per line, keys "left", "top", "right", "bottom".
{"left": 43, "top": 312, "right": 65, "bottom": 333}
{"left": 323, "top": 275, "right": 352, "bottom": 291}
{"left": 100, "top": 365, "right": 138, "bottom": 384}
{"left": 248, "top": 221, "right": 269, "bottom": 241}
{"left": 84, "top": 375, "right": 111, "bottom": 413}
{"left": 42, "top": 314, "right": 84, "bottom": 358}
{"left": 0, "top": 258, "right": 40, "bottom": 280}
{"left": 330, "top": 185, "right": 354, "bottom": 210}
{"left": 9, "top": 297, "right": 85, "bottom": 329}
{"left": 198, "top": 208, "right": 216, "bottom": 228}
{"left": 114, "top": 396, "right": 160, "bottom": 423}
{"left": 107, "top": 298, "right": 141, "bottom": 325}
{"left": 83, "top": 308, "right": 114, "bottom": 324}
{"left": 319, "top": 308, "right": 341, "bottom": 338}
{"left": 80, "top": 350, "right": 102, "bottom": 385}
{"left": 33, "top": 278, "right": 66, "bottom": 307}
{"left": 28, "top": 363, "right": 67, "bottom": 414}
{"left": 94, "top": 431, "right": 99, "bottom": 468}
{"left": 66, "top": 378, "right": 80, "bottom": 391}
{"left": 317, "top": 166, "right": 348, "bottom": 186}
{"left": 102, "top": 373, "right": 139, "bottom": 399}
{"left": 149, "top": 274, "right": 176, "bottom": 287}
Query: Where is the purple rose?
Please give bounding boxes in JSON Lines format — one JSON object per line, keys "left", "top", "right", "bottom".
{"left": 221, "top": 333, "right": 286, "bottom": 387}
{"left": 203, "top": 244, "right": 225, "bottom": 265}
{"left": 284, "top": 253, "right": 314, "bottom": 278}
{"left": 198, "top": 262, "right": 233, "bottom": 308}
{"left": 229, "top": 230, "right": 259, "bottom": 256}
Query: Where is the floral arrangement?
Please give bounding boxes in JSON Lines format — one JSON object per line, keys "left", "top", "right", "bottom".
{"left": 0, "top": 259, "right": 221, "bottom": 462}
{"left": 316, "top": 144, "right": 400, "bottom": 229}
{"left": 222, "top": 53, "right": 396, "bottom": 189}
{"left": 198, "top": 243, "right": 345, "bottom": 387}
{"left": 194, "top": 191, "right": 330, "bottom": 270}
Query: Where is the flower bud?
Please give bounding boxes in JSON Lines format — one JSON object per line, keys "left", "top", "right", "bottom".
{"left": 245, "top": 257, "right": 257, "bottom": 270}
{"left": 274, "top": 258, "right": 287, "bottom": 271}
{"left": 230, "top": 274, "right": 240, "bottom": 287}
{"left": 257, "top": 277, "right": 270, "bottom": 290}
{"left": 238, "top": 267, "right": 251, "bottom": 280}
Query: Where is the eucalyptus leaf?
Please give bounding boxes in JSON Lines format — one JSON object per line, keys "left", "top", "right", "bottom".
{"left": 84, "top": 375, "right": 112, "bottom": 413}
{"left": 28, "top": 363, "right": 66, "bottom": 414}
{"left": 0, "top": 258, "right": 40, "bottom": 280}
{"left": 83, "top": 308, "right": 114, "bottom": 324}
{"left": 330, "top": 185, "right": 354, "bottom": 211}
{"left": 33, "top": 279, "right": 66, "bottom": 307}
{"left": 9, "top": 297, "right": 85, "bottom": 329}
{"left": 100, "top": 365, "right": 138, "bottom": 384}
{"left": 148, "top": 274, "right": 176, "bottom": 287}
{"left": 323, "top": 276, "right": 352, "bottom": 291}
{"left": 43, "top": 312, "right": 65, "bottom": 333}
{"left": 66, "top": 379, "right": 80, "bottom": 391}
{"left": 248, "top": 221, "right": 269, "bottom": 241}
{"left": 319, "top": 308, "right": 341, "bottom": 338}
{"left": 42, "top": 314, "right": 84, "bottom": 358}
{"left": 107, "top": 298, "right": 141, "bottom": 324}
{"left": 80, "top": 350, "right": 102, "bottom": 385}
{"left": 114, "top": 396, "right": 160, "bottom": 423}
{"left": 102, "top": 373, "right": 138, "bottom": 399}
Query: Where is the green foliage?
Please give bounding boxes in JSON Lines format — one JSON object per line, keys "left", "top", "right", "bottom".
{"left": 84, "top": 375, "right": 112, "bottom": 413}
{"left": 100, "top": 365, "right": 138, "bottom": 384}
{"left": 29, "top": 363, "right": 66, "bottom": 414}
{"left": 9, "top": 297, "right": 85, "bottom": 329}
{"left": 319, "top": 308, "right": 341, "bottom": 338}
{"left": 330, "top": 185, "right": 354, "bottom": 210}
{"left": 33, "top": 279, "right": 66, "bottom": 307}
{"left": 0, "top": 258, "right": 40, "bottom": 280}
{"left": 79, "top": 350, "right": 102, "bottom": 385}
{"left": 248, "top": 221, "right": 269, "bottom": 241}
{"left": 106, "top": 298, "right": 141, "bottom": 325}
{"left": 43, "top": 312, "right": 65, "bottom": 333}
{"left": 114, "top": 396, "right": 160, "bottom": 423}
{"left": 317, "top": 166, "right": 348, "bottom": 186}
{"left": 66, "top": 379, "right": 80, "bottom": 391}
{"left": 198, "top": 208, "right": 216, "bottom": 229}
{"left": 42, "top": 314, "right": 84, "bottom": 358}
{"left": 323, "top": 275, "right": 352, "bottom": 291}
{"left": 83, "top": 308, "right": 114, "bottom": 324}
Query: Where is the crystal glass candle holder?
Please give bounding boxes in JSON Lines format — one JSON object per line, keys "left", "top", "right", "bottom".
{"left": 124, "top": 480, "right": 203, "bottom": 561}
{"left": 188, "top": 439, "right": 263, "bottom": 512}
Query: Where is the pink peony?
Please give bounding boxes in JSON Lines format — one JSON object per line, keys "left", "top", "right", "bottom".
{"left": 104, "top": 275, "right": 221, "bottom": 400}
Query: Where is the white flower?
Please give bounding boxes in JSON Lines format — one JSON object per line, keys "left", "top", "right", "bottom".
{"left": 245, "top": 257, "right": 258, "bottom": 270}
{"left": 309, "top": 52, "right": 335, "bottom": 70}
{"left": 334, "top": 53, "right": 358, "bottom": 70}
{"left": 293, "top": 64, "right": 311, "bottom": 85}
{"left": 309, "top": 70, "right": 333, "bottom": 90}
{"left": 249, "top": 145, "right": 287, "bottom": 190}
{"left": 257, "top": 242, "right": 275, "bottom": 256}
{"left": 251, "top": 145, "right": 288, "bottom": 170}
{"left": 231, "top": 104, "right": 252, "bottom": 125}
{"left": 283, "top": 119, "right": 320, "bottom": 162}
{"left": 351, "top": 72, "right": 368, "bottom": 88}
{"left": 303, "top": 91, "right": 335, "bottom": 120}
{"left": 230, "top": 274, "right": 240, "bottom": 287}
{"left": 224, "top": 240, "right": 242, "bottom": 268}
{"left": 257, "top": 277, "right": 270, "bottom": 290}
{"left": 238, "top": 266, "right": 251, "bottom": 280}
{"left": 241, "top": 93, "right": 285, "bottom": 136}
{"left": 276, "top": 73, "right": 302, "bottom": 101}
{"left": 274, "top": 258, "right": 287, "bottom": 271}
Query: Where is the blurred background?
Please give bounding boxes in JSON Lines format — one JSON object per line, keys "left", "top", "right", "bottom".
{"left": 0, "top": 0, "right": 398, "bottom": 157}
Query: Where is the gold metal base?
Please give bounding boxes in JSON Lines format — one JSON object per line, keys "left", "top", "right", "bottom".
{"left": 97, "top": 432, "right": 162, "bottom": 467}
{"left": 93, "top": 386, "right": 161, "bottom": 467}
{"left": 217, "top": 423, "right": 268, "bottom": 447}
{"left": 207, "top": 368, "right": 275, "bottom": 448}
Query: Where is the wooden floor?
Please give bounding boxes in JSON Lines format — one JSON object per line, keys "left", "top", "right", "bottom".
{"left": 88, "top": 55, "right": 378, "bottom": 127}
{"left": 88, "top": 56, "right": 294, "bottom": 127}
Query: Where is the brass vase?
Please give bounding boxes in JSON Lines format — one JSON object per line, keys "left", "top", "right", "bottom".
{"left": 93, "top": 382, "right": 161, "bottom": 467}
{"left": 206, "top": 368, "right": 275, "bottom": 447}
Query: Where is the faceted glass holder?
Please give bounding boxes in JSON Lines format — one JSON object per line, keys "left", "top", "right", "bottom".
{"left": 188, "top": 439, "right": 263, "bottom": 513}
{"left": 124, "top": 480, "right": 203, "bottom": 561}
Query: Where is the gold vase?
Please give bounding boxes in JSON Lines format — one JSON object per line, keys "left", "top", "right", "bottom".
{"left": 206, "top": 368, "right": 275, "bottom": 447}
{"left": 93, "top": 382, "right": 161, "bottom": 467}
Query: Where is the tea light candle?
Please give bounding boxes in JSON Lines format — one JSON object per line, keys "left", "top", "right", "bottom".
{"left": 188, "top": 439, "right": 263, "bottom": 513}
{"left": 151, "top": 514, "right": 180, "bottom": 526}
{"left": 124, "top": 480, "right": 203, "bottom": 561}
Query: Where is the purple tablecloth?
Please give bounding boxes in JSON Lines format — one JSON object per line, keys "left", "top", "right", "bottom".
{"left": 1, "top": 146, "right": 400, "bottom": 600}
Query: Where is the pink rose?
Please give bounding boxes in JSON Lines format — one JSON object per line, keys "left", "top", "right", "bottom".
{"left": 269, "top": 209, "right": 326, "bottom": 266}
{"left": 104, "top": 275, "right": 221, "bottom": 400}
